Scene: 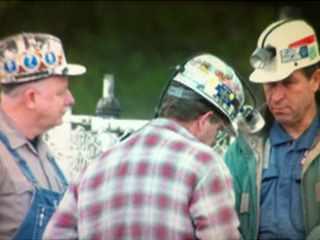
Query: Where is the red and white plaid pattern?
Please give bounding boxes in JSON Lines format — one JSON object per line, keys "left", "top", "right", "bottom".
{"left": 43, "top": 118, "right": 239, "bottom": 240}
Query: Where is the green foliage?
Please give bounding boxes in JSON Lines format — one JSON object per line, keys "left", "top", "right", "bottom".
{"left": 0, "top": 1, "right": 318, "bottom": 118}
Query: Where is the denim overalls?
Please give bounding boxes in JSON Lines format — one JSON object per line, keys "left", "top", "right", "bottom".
{"left": 0, "top": 131, "right": 68, "bottom": 240}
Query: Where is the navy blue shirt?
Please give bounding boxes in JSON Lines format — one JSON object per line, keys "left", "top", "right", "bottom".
{"left": 259, "top": 111, "right": 320, "bottom": 240}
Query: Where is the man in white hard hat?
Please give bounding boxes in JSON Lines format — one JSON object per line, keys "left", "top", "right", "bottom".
{"left": 0, "top": 33, "right": 86, "bottom": 239}
{"left": 225, "top": 19, "right": 320, "bottom": 239}
{"left": 44, "top": 53, "right": 242, "bottom": 240}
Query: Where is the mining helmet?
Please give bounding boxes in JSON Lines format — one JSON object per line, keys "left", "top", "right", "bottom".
{"left": 0, "top": 32, "right": 86, "bottom": 84}
{"left": 250, "top": 19, "right": 320, "bottom": 83}
{"left": 169, "top": 53, "right": 245, "bottom": 137}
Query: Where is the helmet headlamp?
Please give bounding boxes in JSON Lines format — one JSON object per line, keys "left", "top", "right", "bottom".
{"left": 250, "top": 45, "right": 276, "bottom": 69}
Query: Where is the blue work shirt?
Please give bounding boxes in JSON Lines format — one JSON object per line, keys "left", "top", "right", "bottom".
{"left": 258, "top": 111, "right": 320, "bottom": 240}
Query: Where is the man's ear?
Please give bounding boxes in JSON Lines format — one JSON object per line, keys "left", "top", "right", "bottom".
{"left": 197, "top": 111, "right": 213, "bottom": 129}
{"left": 24, "top": 88, "right": 37, "bottom": 110}
{"left": 311, "top": 69, "right": 320, "bottom": 92}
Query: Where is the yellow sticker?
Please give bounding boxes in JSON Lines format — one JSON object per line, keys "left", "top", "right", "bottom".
{"left": 209, "top": 78, "right": 216, "bottom": 85}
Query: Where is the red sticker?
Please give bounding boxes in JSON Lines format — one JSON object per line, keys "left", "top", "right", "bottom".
{"left": 289, "top": 34, "right": 316, "bottom": 48}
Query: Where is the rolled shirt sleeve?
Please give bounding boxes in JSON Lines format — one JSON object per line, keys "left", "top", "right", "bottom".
{"left": 190, "top": 160, "right": 240, "bottom": 240}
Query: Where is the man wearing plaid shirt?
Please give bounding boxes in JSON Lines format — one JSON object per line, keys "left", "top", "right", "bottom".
{"left": 44, "top": 53, "right": 244, "bottom": 240}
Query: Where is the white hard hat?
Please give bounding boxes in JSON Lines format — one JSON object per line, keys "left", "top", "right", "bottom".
{"left": 249, "top": 19, "right": 320, "bottom": 83}
{"left": 0, "top": 33, "right": 86, "bottom": 84}
{"left": 172, "top": 53, "right": 245, "bottom": 137}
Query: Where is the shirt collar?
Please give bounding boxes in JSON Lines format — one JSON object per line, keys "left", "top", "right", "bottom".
{"left": 150, "top": 118, "right": 199, "bottom": 143}
{"left": 270, "top": 108, "right": 320, "bottom": 150}
{"left": 270, "top": 121, "right": 293, "bottom": 146}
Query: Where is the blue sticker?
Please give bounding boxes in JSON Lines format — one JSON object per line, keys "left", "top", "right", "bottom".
{"left": 4, "top": 59, "right": 18, "bottom": 73}
{"left": 216, "top": 84, "right": 235, "bottom": 107}
{"left": 196, "top": 84, "right": 205, "bottom": 91}
{"left": 299, "top": 46, "right": 308, "bottom": 59}
{"left": 45, "top": 51, "right": 57, "bottom": 65}
{"left": 23, "top": 55, "right": 39, "bottom": 69}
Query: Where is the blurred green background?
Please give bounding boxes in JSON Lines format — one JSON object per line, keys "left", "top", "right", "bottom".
{"left": 0, "top": 1, "right": 319, "bottom": 119}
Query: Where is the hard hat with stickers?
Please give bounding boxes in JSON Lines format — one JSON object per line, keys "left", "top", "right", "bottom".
{"left": 169, "top": 53, "right": 246, "bottom": 137}
{"left": 0, "top": 33, "right": 86, "bottom": 84}
{"left": 250, "top": 19, "right": 320, "bottom": 83}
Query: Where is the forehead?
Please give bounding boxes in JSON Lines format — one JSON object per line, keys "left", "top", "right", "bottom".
{"left": 47, "top": 75, "right": 68, "bottom": 86}
{"left": 265, "top": 70, "right": 308, "bottom": 85}
{"left": 34, "top": 75, "right": 68, "bottom": 91}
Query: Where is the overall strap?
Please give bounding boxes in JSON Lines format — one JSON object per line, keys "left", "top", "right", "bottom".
{"left": 48, "top": 156, "right": 68, "bottom": 187}
{"left": 0, "top": 131, "right": 38, "bottom": 184}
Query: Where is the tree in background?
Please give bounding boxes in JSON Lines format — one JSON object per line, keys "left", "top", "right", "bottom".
{"left": 0, "top": 1, "right": 318, "bottom": 119}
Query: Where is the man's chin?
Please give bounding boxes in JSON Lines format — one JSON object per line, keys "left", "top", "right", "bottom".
{"left": 53, "top": 119, "right": 63, "bottom": 128}
{"left": 273, "top": 114, "right": 292, "bottom": 125}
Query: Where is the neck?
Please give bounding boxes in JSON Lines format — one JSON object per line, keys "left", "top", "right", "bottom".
{"left": 169, "top": 117, "right": 205, "bottom": 143}
{"left": 1, "top": 101, "right": 38, "bottom": 140}
{"left": 281, "top": 104, "right": 317, "bottom": 140}
{"left": 169, "top": 117, "right": 193, "bottom": 132}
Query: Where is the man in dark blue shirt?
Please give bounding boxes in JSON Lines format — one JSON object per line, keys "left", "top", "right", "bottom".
{"left": 225, "top": 19, "right": 320, "bottom": 240}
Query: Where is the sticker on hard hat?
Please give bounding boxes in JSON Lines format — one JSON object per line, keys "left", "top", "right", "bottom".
{"left": 4, "top": 59, "right": 18, "bottom": 73}
{"left": 288, "top": 34, "right": 316, "bottom": 48}
{"left": 45, "top": 51, "right": 57, "bottom": 66}
{"left": 215, "top": 84, "right": 235, "bottom": 107}
{"left": 280, "top": 45, "right": 309, "bottom": 63}
{"left": 309, "top": 45, "right": 318, "bottom": 60}
{"left": 23, "top": 54, "right": 39, "bottom": 69}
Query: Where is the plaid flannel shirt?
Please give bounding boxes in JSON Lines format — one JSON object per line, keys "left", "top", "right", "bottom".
{"left": 43, "top": 118, "right": 239, "bottom": 240}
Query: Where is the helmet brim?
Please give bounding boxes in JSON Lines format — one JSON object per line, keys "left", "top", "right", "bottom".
{"left": 249, "top": 68, "right": 291, "bottom": 83}
{"left": 53, "top": 63, "right": 86, "bottom": 76}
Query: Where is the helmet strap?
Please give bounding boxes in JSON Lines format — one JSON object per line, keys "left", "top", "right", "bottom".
{"left": 167, "top": 85, "right": 202, "bottom": 100}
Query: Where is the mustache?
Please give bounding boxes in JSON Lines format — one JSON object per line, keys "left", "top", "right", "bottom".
{"left": 269, "top": 104, "right": 291, "bottom": 110}
{"left": 268, "top": 100, "right": 289, "bottom": 108}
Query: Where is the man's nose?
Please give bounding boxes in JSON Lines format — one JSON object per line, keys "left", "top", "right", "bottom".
{"left": 270, "top": 84, "right": 285, "bottom": 102}
{"left": 65, "top": 90, "right": 75, "bottom": 106}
